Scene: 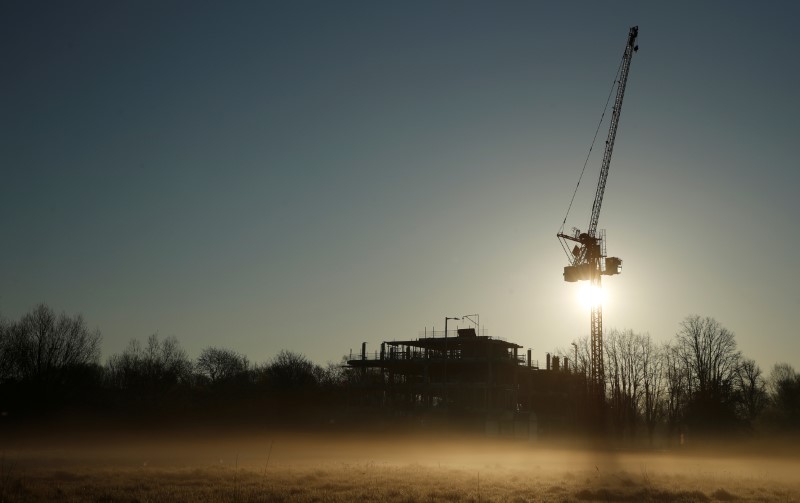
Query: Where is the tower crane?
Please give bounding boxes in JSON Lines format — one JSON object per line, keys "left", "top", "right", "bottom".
{"left": 557, "top": 26, "right": 638, "bottom": 397}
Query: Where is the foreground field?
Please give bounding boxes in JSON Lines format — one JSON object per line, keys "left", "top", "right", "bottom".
{"left": 1, "top": 431, "right": 798, "bottom": 502}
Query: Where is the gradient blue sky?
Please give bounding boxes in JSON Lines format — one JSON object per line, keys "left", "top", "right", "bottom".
{"left": 2, "top": 1, "right": 798, "bottom": 370}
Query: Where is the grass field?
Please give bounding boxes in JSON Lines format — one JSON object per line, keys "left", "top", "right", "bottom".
{"left": 1, "top": 431, "right": 798, "bottom": 502}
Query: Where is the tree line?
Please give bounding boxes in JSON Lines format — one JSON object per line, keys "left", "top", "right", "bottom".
{"left": 0, "top": 304, "right": 350, "bottom": 428}
{"left": 562, "top": 315, "right": 800, "bottom": 444}
{"left": 2, "top": 304, "right": 798, "bottom": 440}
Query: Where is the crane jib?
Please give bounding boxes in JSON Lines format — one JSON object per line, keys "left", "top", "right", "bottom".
{"left": 587, "top": 25, "right": 638, "bottom": 238}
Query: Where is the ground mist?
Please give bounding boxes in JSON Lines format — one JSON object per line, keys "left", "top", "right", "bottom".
{"left": 2, "top": 427, "right": 799, "bottom": 502}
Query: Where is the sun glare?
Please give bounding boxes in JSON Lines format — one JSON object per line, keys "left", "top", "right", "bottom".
{"left": 577, "top": 283, "right": 607, "bottom": 308}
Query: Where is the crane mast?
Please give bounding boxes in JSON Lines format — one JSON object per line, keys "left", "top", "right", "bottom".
{"left": 557, "top": 26, "right": 638, "bottom": 398}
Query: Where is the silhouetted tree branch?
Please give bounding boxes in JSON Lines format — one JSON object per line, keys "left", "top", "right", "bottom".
{"left": 733, "top": 358, "right": 767, "bottom": 425}
{"left": 0, "top": 304, "right": 101, "bottom": 384}
{"left": 260, "top": 350, "right": 320, "bottom": 391}
{"left": 764, "top": 363, "right": 800, "bottom": 430}
{"left": 673, "top": 315, "right": 742, "bottom": 433}
{"left": 196, "top": 346, "right": 249, "bottom": 385}
{"left": 641, "top": 338, "right": 666, "bottom": 446}
{"left": 106, "top": 334, "right": 191, "bottom": 404}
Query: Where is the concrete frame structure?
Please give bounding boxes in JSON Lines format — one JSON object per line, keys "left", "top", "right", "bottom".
{"left": 346, "top": 328, "right": 586, "bottom": 436}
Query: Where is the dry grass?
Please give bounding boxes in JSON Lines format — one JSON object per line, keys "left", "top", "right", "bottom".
{"left": 1, "top": 432, "right": 798, "bottom": 502}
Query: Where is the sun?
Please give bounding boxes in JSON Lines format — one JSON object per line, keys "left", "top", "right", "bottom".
{"left": 577, "top": 283, "right": 607, "bottom": 308}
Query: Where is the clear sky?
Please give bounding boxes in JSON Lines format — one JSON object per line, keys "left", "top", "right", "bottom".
{"left": 2, "top": 1, "right": 798, "bottom": 370}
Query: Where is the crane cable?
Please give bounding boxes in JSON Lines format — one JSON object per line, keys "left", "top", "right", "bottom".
{"left": 558, "top": 56, "right": 626, "bottom": 241}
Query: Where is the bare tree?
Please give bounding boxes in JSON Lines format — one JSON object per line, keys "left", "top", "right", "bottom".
{"left": 605, "top": 329, "right": 645, "bottom": 442}
{"left": 106, "top": 334, "right": 191, "bottom": 395}
{"left": 261, "top": 350, "right": 320, "bottom": 391}
{"left": 663, "top": 343, "right": 688, "bottom": 442}
{"left": 0, "top": 316, "right": 12, "bottom": 380}
{"left": 196, "top": 347, "right": 249, "bottom": 385}
{"left": 1, "top": 304, "right": 101, "bottom": 383}
{"left": 641, "top": 338, "right": 666, "bottom": 446}
{"left": 767, "top": 362, "right": 797, "bottom": 397}
{"left": 674, "top": 315, "right": 740, "bottom": 398}
{"left": 733, "top": 358, "right": 767, "bottom": 424}
{"left": 673, "top": 315, "right": 741, "bottom": 431}
{"left": 567, "top": 336, "right": 591, "bottom": 386}
{"left": 765, "top": 363, "right": 800, "bottom": 430}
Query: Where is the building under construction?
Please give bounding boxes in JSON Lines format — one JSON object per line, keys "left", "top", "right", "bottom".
{"left": 346, "top": 326, "right": 587, "bottom": 437}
